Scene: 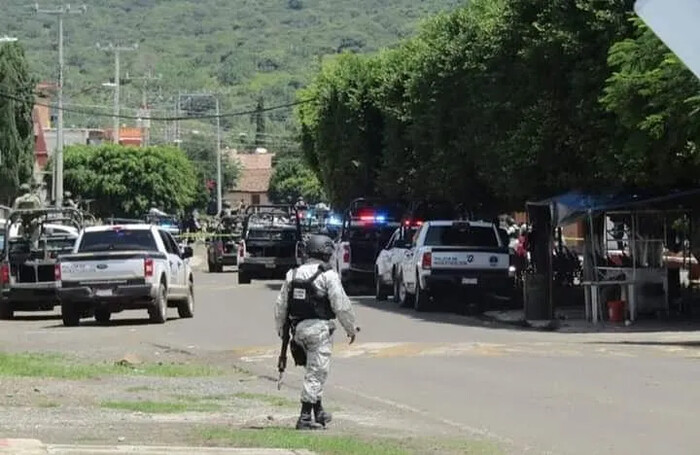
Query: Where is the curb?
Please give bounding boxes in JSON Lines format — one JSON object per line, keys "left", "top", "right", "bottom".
{"left": 0, "top": 440, "right": 316, "bottom": 454}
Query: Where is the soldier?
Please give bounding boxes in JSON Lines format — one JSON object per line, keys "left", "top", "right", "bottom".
{"left": 63, "top": 191, "right": 78, "bottom": 209}
{"left": 220, "top": 200, "right": 233, "bottom": 218}
{"left": 12, "top": 183, "right": 41, "bottom": 210}
{"left": 274, "top": 234, "right": 358, "bottom": 430}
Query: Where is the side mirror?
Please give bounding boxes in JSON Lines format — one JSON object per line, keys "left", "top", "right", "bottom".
{"left": 181, "top": 246, "right": 194, "bottom": 259}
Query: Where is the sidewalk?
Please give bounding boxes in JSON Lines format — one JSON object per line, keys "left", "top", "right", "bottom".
{"left": 0, "top": 440, "right": 315, "bottom": 455}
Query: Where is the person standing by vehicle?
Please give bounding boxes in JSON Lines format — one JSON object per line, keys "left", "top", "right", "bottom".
{"left": 274, "top": 234, "right": 358, "bottom": 430}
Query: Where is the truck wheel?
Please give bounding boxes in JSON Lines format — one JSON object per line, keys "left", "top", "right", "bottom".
{"left": 398, "top": 274, "right": 414, "bottom": 308}
{"left": 61, "top": 303, "right": 80, "bottom": 327}
{"left": 149, "top": 282, "right": 167, "bottom": 324}
{"left": 178, "top": 281, "right": 195, "bottom": 319}
{"left": 238, "top": 271, "right": 251, "bottom": 285}
{"left": 0, "top": 302, "right": 14, "bottom": 320}
{"left": 414, "top": 273, "right": 430, "bottom": 312}
{"left": 94, "top": 308, "right": 111, "bottom": 324}
{"left": 216, "top": 263, "right": 224, "bottom": 273}
{"left": 375, "top": 270, "right": 388, "bottom": 302}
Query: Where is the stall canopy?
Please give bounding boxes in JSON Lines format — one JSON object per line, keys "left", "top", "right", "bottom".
{"left": 528, "top": 189, "right": 700, "bottom": 227}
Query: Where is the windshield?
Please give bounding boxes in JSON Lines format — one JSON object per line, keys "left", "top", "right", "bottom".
{"left": 78, "top": 229, "right": 158, "bottom": 252}
{"left": 424, "top": 225, "right": 499, "bottom": 248}
{"left": 347, "top": 226, "right": 395, "bottom": 245}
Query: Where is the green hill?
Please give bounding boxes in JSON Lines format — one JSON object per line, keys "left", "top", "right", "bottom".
{"left": 1, "top": 0, "right": 461, "bottom": 149}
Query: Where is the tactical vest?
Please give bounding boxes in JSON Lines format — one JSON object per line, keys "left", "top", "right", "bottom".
{"left": 288, "top": 264, "right": 335, "bottom": 323}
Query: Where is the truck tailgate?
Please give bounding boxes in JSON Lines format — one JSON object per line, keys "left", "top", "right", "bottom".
{"left": 60, "top": 252, "right": 161, "bottom": 282}
{"left": 430, "top": 248, "right": 509, "bottom": 270}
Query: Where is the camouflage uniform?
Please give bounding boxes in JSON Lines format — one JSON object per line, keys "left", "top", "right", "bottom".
{"left": 274, "top": 250, "right": 357, "bottom": 429}
{"left": 12, "top": 184, "right": 41, "bottom": 210}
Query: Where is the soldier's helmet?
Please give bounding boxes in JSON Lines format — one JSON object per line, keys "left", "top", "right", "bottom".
{"left": 305, "top": 234, "right": 334, "bottom": 260}
{"left": 19, "top": 183, "right": 31, "bottom": 194}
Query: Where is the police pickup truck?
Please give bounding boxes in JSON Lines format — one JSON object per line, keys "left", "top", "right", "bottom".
{"left": 396, "top": 220, "right": 515, "bottom": 312}
{"left": 57, "top": 224, "right": 194, "bottom": 326}
{"left": 331, "top": 199, "right": 403, "bottom": 292}
{"left": 237, "top": 205, "right": 303, "bottom": 284}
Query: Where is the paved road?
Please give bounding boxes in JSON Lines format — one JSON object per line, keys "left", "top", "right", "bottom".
{"left": 4, "top": 270, "right": 700, "bottom": 454}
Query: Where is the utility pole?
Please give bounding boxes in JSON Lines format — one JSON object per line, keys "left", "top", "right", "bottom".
{"left": 178, "top": 93, "right": 223, "bottom": 213}
{"left": 97, "top": 43, "right": 138, "bottom": 145}
{"left": 215, "top": 97, "right": 222, "bottom": 215}
{"left": 126, "top": 70, "right": 161, "bottom": 147}
{"left": 32, "top": 3, "right": 86, "bottom": 207}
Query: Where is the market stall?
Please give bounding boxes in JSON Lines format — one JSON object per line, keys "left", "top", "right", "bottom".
{"left": 527, "top": 189, "right": 700, "bottom": 323}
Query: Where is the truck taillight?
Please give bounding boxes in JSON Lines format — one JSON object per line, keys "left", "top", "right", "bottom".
{"left": 54, "top": 263, "right": 62, "bottom": 281}
{"left": 144, "top": 258, "right": 154, "bottom": 278}
{"left": 343, "top": 245, "right": 350, "bottom": 263}
{"left": 421, "top": 252, "right": 432, "bottom": 270}
{"left": 238, "top": 242, "right": 245, "bottom": 258}
{"left": 0, "top": 264, "right": 9, "bottom": 284}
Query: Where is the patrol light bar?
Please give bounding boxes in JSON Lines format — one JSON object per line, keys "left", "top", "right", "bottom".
{"left": 355, "top": 209, "right": 388, "bottom": 224}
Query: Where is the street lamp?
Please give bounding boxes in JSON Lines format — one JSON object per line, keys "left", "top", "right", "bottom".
{"left": 0, "top": 36, "right": 18, "bottom": 43}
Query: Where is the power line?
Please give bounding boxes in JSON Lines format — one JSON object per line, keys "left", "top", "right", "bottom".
{"left": 0, "top": 89, "right": 316, "bottom": 121}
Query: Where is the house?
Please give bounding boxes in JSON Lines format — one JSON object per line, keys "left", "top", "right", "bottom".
{"left": 226, "top": 149, "right": 274, "bottom": 206}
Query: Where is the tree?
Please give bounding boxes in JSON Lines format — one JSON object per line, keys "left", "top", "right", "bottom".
{"left": 62, "top": 144, "right": 199, "bottom": 217}
{"left": 0, "top": 42, "right": 34, "bottom": 205}
{"left": 253, "top": 96, "right": 266, "bottom": 147}
{"left": 180, "top": 131, "right": 241, "bottom": 198}
{"left": 298, "top": 0, "right": 637, "bottom": 212}
{"left": 600, "top": 17, "right": 700, "bottom": 189}
{"left": 269, "top": 158, "right": 325, "bottom": 204}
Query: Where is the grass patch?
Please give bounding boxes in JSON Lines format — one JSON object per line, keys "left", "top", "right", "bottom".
{"left": 37, "top": 401, "right": 60, "bottom": 408}
{"left": 169, "top": 393, "right": 228, "bottom": 403}
{"left": 102, "top": 400, "right": 221, "bottom": 414}
{"left": 233, "top": 392, "right": 297, "bottom": 408}
{"left": 0, "top": 352, "right": 222, "bottom": 380}
{"left": 197, "top": 427, "right": 414, "bottom": 455}
{"left": 197, "top": 427, "right": 503, "bottom": 455}
{"left": 125, "top": 386, "right": 153, "bottom": 393}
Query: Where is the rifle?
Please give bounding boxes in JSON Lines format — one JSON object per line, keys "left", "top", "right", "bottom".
{"left": 277, "top": 319, "right": 291, "bottom": 390}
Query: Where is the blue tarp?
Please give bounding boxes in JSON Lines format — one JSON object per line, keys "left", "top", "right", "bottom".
{"left": 528, "top": 189, "right": 700, "bottom": 227}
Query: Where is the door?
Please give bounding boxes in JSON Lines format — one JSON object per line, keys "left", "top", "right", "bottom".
{"left": 376, "top": 230, "right": 397, "bottom": 281}
{"left": 159, "top": 230, "right": 185, "bottom": 295}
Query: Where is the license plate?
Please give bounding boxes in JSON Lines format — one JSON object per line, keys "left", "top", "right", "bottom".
{"left": 265, "top": 263, "right": 276, "bottom": 269}
{"left": 461, "top": 277, "right": 478, "bottom": 285}
{"left": 95, "top": 289, "right": 113, "bottom": 297}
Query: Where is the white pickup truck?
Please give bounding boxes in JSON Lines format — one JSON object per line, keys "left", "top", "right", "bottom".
{"left": 57, "top": 224, "right": 194, "bottom": 326}
{"left": 396, "top": 220, "right": 515, "bottom": 312}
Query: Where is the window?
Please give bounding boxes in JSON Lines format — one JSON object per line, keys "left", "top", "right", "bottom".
{"left": 423, "top": 225, "right": 499, "bottom": 248}
{"left": 158, "top": 230, "right": 179, "bottom": 254}
{"left": 252, "top": 194, "right": 261, "bottom": 205}
{"left": 78, "top": 229, "right": 158, "bottom": 252}
{"left": 385, "top": 231, "right": 398, "bottom": 249}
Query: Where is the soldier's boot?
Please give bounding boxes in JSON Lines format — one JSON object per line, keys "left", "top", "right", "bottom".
{"left": 296, "top": 402, "right": 322, "bottom": 430}
{"left": 313, "top": 399, "right": 332, "bottom": 427}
